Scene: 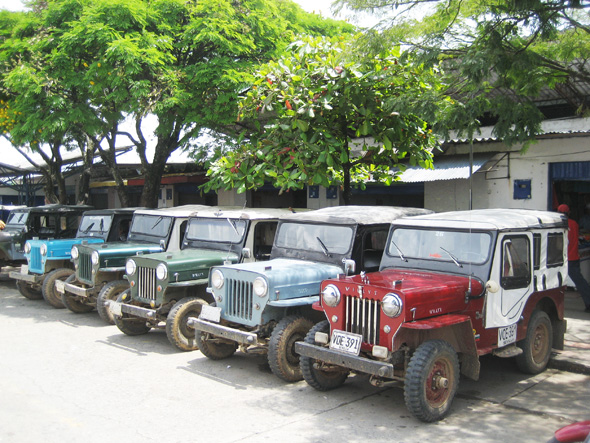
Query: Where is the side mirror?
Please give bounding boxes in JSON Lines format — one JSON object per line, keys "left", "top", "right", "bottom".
{"left": 159, "top": 239, "right": 166, "bottom": 250}
{"left": 242, "top": 248, "right": 251, "bottom": 259}
{"left": 343, "top": 258, "right": 356, "bottom": 275}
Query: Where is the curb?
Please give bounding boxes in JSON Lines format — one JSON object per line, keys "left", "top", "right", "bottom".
{"left": 548, "top": 354, "right": 590, "bottom": 375}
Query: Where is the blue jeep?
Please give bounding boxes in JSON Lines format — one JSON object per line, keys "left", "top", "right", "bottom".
{"left": 9, "top": 208, "right": 137, "bottom": 308}
{"left": 189, "top": 206, "right": 432, "bottom": 382}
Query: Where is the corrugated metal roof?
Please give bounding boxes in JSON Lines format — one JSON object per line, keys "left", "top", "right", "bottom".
{"left": 397, "top": 153, "right": 496, "bottom": 183}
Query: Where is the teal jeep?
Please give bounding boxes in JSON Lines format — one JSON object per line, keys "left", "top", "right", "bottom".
{"left": 189, "top": 206, "right": 432, "bottom": 382}
{"left": 9, "top": 208, "right": 136, "bottom": 308}
{"left": 109, "top": 207, "right": 293, "bottom": 351}
{"left": 57, "top": 205, "right": 209, "bottom": 323}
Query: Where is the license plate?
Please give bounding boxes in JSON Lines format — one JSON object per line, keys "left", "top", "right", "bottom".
{"left": 109, "top": 301, "right": 122, "bottom": 317}
{"left": 498, "top": 323, "right": 518, "bottom": 347}
{"left": 55, "top": 280, "right": 65, "bottom": 294}
{"left": 329, "top": 330, "right": 362, "bottom": 355}
{"left": 199, "top": 305, "right": 221, "bottom": 323}
{"left": 20, "top": 264, "right": 28, "bottom": 274}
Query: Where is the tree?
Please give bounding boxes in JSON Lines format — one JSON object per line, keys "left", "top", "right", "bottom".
{"left": 205, "top": 35, "right": 448, "bottom": 204}
{"left": 334, "top": 0, "right": 590, "bottom": 146}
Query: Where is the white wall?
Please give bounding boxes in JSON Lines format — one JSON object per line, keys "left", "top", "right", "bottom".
{"left": 425, "top": 134, "right": 590, "bottom": 212}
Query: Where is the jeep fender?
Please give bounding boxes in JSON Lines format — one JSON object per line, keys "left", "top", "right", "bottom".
{"left": 393, "top": 314, "right": 480, "bottom": 381}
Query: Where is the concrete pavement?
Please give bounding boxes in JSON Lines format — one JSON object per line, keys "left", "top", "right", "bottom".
{"left": 549, "top": 290, "right": 590, "bottom": 375}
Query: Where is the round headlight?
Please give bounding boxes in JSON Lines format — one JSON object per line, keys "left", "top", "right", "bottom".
{"left": 71, "top": 246, "right": 79, "bottom": 260}
{"left": 156, "top": 263, "right": 168, "bottom": 280}
{"left": 253, "top": 277, "right": 268, "bottom": 297}
{"left": 91, "top": 250, "right": 99, "bottom": 265}
{"left": 382, "top": 293, "right": 403, "bottom": 318}
{"left": 126, "top": 259, "right": 137, "bottom": 276}
{"left": 322, "top": 284, "right": 341, "bottom": 307}
{"left": 24, "top": 242, "right": 31, "bottom": 254}
{"left": 211, "top": 269, "right": 224, "bottom": 289}
{"left": 40, "top": 244, "right": 47, "bottom": 256}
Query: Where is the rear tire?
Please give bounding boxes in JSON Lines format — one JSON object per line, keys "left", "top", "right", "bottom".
{"left": 42, "top": 268, "right": 74, "bottom": 309}
{"left": 96, "top": 280, "right": 129, "bottom": 325}
{"left": 300, "top": 320, "right": 349, "bottom": 391}
{"left": 516, "top": 310, "right": 553, "bottom": 374}
{"left": 16, "top": 280, "right": 42, "bottom": 300}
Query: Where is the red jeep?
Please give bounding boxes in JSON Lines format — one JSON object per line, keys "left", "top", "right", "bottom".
{"left": 296, "top": 209, "right": 568, "bottom": 422}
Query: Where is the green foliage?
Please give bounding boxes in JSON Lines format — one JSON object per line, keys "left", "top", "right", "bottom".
{"left": 338, "top": 0, "right": 590, "bottom": 147}
{"left": 205, "top": 35, "right": 447, "bottom": 202}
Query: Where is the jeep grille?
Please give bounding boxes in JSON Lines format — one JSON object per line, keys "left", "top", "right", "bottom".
{"left": 29, "top": 246, "right": 42, "bottom": 272}
{"left": 344, "top": 295, "right": 381, "bottom": 346}
{"left": 137, "top": 266, "right": 157, "bottom": 302}
{"left": 225, "top": 278, "right": 253, "bottom": 321}
{"left": 77, "top": 250, "right": 94, "bottom": 282}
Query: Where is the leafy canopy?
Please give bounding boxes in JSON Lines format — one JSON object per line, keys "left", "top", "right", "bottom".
{"left": 205, "top": 35, "right": 450, "bottom": 202}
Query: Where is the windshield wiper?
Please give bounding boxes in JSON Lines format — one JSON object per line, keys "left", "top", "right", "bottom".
{"left": 440, "top": 247, "right": 463, "bottom": 268}
{"left": 390, "top": 240, "right": 407, "bottom": 262}
{"left": 316, "top": 236, "right": 331, "bottom": 257}
{"left": 226, "top": 218, "right": 240, "bottom": 237}
{"left": 82, "top": 222, "right": 95, "bottom": 233}
{"left": 99, "top": 218, "right": 104, "bottom": 233}
{"left": 152, "top": 216, "right": 164, "bottom": 230}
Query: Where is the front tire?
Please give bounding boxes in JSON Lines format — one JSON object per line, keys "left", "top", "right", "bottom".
{"left": 113, "top": 292, "right": 151, "bottom": 336}
{"left": 516, "top": 310, "right": 553, "bottom": 374}
{"left": 300, "top": 320, "right": 349, "bottom": 391}
{"left": 404, "top": 340, "right": 459, "bottom": 423}
{"left": 96, "top": 280, "right": 129, "bottom": 325}
{"left": 16, "top": 280, "right": 42, "bottom": 300}
{"left": 61, "top": 275, "right": 94, "bottom": 314}
{"left": 42, "top": 268, "right": 74, "bottom": 309}
{"left": 166, "top": 297, "right": 207, "bottom": 352}
{"left": 268, "top": 315, "right": 313, "bottom": 382}
{"left": 194, "top": 304, "right": 238, "bottom": 360}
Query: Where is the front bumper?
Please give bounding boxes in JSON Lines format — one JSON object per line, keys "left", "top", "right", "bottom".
{"left": 187, "top": 317, "right": 258, "bottom": 345}
{"left": 108, "top": 301, "right": 157, "bottom": 320}
{"left": 9, "top": 270, "right": 44, "bottom": 284}
{"left": 295, "top": 341, "right": 395, "bottom": 378}
{"left": 59, "top": 280, "right": 98, "bottom": 298}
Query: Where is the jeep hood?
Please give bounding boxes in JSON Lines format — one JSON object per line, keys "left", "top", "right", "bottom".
{"left": 29, "top": 238, "right": 104, "bottom": 259}
{"left": 223, "top": 258, "right": 344, "bottom": 301}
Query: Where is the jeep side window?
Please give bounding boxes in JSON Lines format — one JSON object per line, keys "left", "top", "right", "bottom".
{"left": 547, "top": 233, "right": 564, "bottom": 267}
{"left": 254, "top": 222, "right": 277, "bottom": 260}
{"left": 533, "top": 234, "right": 541, "bottom": 271}
{"left": 362, "top": 229, "right": 387, "bottom": 272}
{"left": 501, "top": 236, "right": 531, "bottom": 289}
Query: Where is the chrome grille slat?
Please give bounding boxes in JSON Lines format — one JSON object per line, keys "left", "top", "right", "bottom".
{"left": 344, "top": 295, "right": 380, "bottom": 346}
{"left": 78, "top": 251, "right": 93, "bottom": 281}
{"left": 137, "top": 266, "right": 157, "bottom": 301}
{"left": 226, "top": 278, "right": 253, "bottom": 321}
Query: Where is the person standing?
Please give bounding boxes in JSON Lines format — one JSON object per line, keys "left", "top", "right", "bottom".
{"left": 558, "top": 204, "right": 590, "bottom": 313}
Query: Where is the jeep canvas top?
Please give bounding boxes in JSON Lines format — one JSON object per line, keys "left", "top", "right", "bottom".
{"left": 295, "top": 209, "right": 568, "bottom": 422}
{"left": 109, "top": 207, "right": 294, "bottom": 351}
{"left": 189, "top": 205, "right": 432, "bottom": 382}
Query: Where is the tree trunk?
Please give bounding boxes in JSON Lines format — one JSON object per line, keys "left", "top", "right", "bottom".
{"left": 139, "top": 140, "right": 175, "bottom": 208}
{"left": 75, "top": 135, "right": 98, "bottom": 205}
{"left": 342, "top": 163, "right": 352, "bottom": 205}
{"left": 98, "top": 133, "right": 129, "bottom": 207}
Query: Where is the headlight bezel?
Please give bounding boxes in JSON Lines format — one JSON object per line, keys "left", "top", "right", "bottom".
{"left": 24, "top": 242, "right": 31, "bottom": 254}
{"left": 253, "top": 277, "right": 268, "bottom": 297}
{"left": 40, "top": 244, "right": 47, "bottom": 256}
{"left": 156, "top": 263, "right": 168, "bottom": 281}
{"left": 381, "top": 293, "right": 403, "bottom": 318}
{"left": 211, "top": 269, "right": 224, "bottom": 289}
{"left": 71, "top": 245, "right": 79, "bottom": 260}
{"left": 91, "top": 250, "right": 100, "bottom": 266}
{"left": 322, "top": 284, "right": 341, "bottom": 307}
{"left": 125, "top": 259, "right": 137, "bottom": 276}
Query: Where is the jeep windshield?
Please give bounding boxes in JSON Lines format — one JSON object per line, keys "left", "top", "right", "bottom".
{"left": 78, "top": 215, "right": 113, "bottom": 236}
{"left": 387, "top": 228, "right": 492, "bottom": 265}
{"left": 275, "top": 222, "right": 354, "bottom": 255}
{"left": 129, "top": 215, "right": 173, "bottom": 239}
{"left": 6, "top": 212, "right": 28, "bottom": 226}
{"left": 185, "top": 217, "right": 247, "bottom": 244}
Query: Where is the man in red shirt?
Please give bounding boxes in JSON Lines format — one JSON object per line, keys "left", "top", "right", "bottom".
{"left": 558, "top": 204, "right": 590, "bottom": 312}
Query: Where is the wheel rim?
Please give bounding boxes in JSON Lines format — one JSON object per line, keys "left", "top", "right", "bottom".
{"left": 286, "top": 332, "right": 305, "bottom": 366}
{"left": 531, "top": 322, "right": 549, "bottom": 363}
{"left": 426, "top": 357, "right": 453, "bottom": 408}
